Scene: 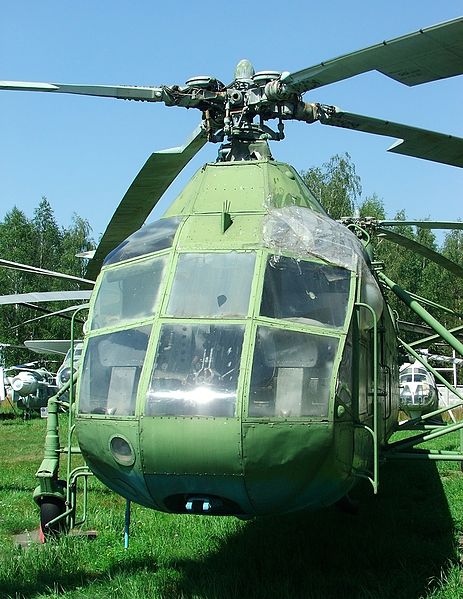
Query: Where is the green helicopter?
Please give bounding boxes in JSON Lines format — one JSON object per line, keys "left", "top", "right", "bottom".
{"left": 1, "top": 16, "right": 463, "bottom": 535}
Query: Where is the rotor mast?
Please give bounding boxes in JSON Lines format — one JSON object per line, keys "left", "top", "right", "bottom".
{"left": 174, "top": 58, "right": 321, "bottom": 161}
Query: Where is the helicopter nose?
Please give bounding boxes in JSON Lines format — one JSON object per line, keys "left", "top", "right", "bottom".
{"left": 140, "top": 417, "right": 254, "bottom": 515}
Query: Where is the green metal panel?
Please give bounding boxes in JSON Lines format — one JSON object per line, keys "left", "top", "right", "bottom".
{"left": 76, "top": 418, "right": 155, "bottom": 508}
{"left": 242, "top": 422, "right": 352, "bottom": 513}
{"left": 163, "top": 166, "right": 207, "bottom": 217}
{"left": 139, "top": 416, "right": 253, "bottom": 512}
{"left": 177, "top": 214, "right": 264, "bottom": 251}
{"left": 165, "top": 161, "right": 324, "bottom": 217}
{"left": 139, "top": 416, "right": 242, "bottom": 475}
{"left": 190, "top": 162, "right": 268, "bottom": 214}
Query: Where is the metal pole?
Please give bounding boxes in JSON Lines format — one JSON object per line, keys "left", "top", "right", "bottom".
{"left": 379, "top": 272, "right": 463, "bottom": 358}
{"left": 124, "top": 499, "right": 131, "bottom": 550}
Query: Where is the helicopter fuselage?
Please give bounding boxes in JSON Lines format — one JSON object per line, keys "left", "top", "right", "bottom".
{"left": 75, "top": 159, "right": 399, "bottom": 516}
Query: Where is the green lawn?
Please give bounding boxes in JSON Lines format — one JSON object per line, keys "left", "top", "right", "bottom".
{"left": 1, "top": 417, "right": 462, "bottom": 599}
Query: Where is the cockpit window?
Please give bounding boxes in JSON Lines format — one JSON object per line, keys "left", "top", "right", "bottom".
{"left": 166, "top": 252, "right": 255, "bottom": 318}
{"left": 79, "top": 326, "right": 151, "bottom": 416}
{"left": 91, "top": 254, "right": 167, "bottom": 330}
{"left": 414, "top": 373, "right": 427, "bottom": 382}
{"left": 146, "top": 324, "right": 244, "bottom": 417}
{"left": 104, "top": 216, "right": 182, "bottom": 266}
{"left": 249, "top": 326, "right": 338, "bottom": 418}
{"left": 400, "top": 372, "right": 427, "bottom": 383}
{"left": 260, "top": 256, "right": 350, "bottom": 328}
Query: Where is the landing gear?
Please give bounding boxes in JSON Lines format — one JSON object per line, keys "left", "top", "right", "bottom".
{"left": 39, "top": 497, "right": 65, "bottom": 539}
{"left": 36, "top": 479, "right": 68, "bottom": 541}
{"left": 39, "top": 495, "right": 66, "bottom": 540}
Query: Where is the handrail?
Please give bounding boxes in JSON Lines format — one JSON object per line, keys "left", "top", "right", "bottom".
{"left": 354, "top": 302, "right": 379, "bottom": 494}
{"left": 66, "top": 305, "right": 89, "bottom": 510}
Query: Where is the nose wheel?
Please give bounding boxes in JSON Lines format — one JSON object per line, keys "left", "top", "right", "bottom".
{"left": 37, "top": 483, "right": 68, "bottom": 542}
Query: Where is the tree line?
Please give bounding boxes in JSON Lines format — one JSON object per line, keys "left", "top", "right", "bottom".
{"left": 0, "top": 198, "right": 94, "bottom": 365}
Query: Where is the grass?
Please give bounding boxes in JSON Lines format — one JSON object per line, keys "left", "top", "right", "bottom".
{"left": 0, "top": 417, "right": 463, "bottom": 598}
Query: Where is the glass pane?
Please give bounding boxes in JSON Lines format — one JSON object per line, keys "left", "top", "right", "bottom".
{"left": 146, "top": 324, "right": 244, "bottom": 417}
{"left": 261, "top": 256, "right": 350, "bottom": 328}
{"left": 249, "top": 326, "right": 338, "bottom": 418}
{"left": 167, "top": 252, "right": 255, "bottom": 318}
{"left": 79, "top": 326, "right": 151, "bottom": 415}
{"left": 91, "top": 255, "right": 167, "bottom": 330}
{"left": 104, "top": 216, "right": 182, "bottom": 266}
{"left": 414, "top": 374, "right": 427, "bottom": 382}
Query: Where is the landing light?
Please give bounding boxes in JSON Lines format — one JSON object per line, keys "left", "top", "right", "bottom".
{"left": 109, "top": 435, "right": 135, "bottom": 467}
{"left": 185, "top": 496, "right": 222, "bottom": 513}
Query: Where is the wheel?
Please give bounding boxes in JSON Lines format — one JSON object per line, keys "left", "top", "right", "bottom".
{"left": 39, "top": 496, "right": 66, "bottom": 540}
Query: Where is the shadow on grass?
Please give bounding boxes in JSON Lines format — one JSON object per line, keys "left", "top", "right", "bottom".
{"left": 167, "top": 459, "right": 458, "bottom": 599}
{"left": 2, "top": 459, "right": 458, "bottom": 599}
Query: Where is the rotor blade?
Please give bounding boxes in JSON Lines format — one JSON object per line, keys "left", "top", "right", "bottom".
{"left": 318, "top": 109, "right": 463, "bottom": 168}
{"left": 5, "top": 362, "right": 41, "bottom": 372}
{"left": 281, "top": 16, "right": 463, "bottom": 93}
{"left": 397, "top": 320, "right": 433, "bottom": 336}
{"left": 23, "top": 340, "right": 77, "bottom": 356}
{"left": 0, "top": 342, "right": 27, "bottom": 350}
{"left": 419, "top": 351, "right": 463, "bottom": 365}
{"left": 0, "top": 258, "right": 94, "bottom": 286}
{"left": 0, "top": 81, "right": 166, "bottom": 102}
{"left": 377, "top": 227, "right": 463, "bottom": 278}
{"left": 0, "top": 291, "right": 92, "bottom": 305}
{"left": 379, "top": 221, "right": 463, "bottom": 229}
{"left": 85, "top": 125, "right": 207, "bottom": 279}
{"left": 11, "top": 304, "right": 88, "bottom": 330}
{"left": 410, "top": 324, "right": 463, "bottom": 349}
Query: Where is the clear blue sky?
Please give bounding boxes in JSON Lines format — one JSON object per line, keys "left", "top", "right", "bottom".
{"left": 0, "top": 1, "right": 462, "bottom": 244}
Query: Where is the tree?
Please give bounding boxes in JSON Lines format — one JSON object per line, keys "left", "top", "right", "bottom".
{"left": 301, "top": 153, "right": 361, "bottom": 219}
{"left": 359, "top": 193, "right": 386, "bottom": 220}
{"left": 438, "top": 228, "right": 463, "bottom": 329}
{"left": 33, "top": 197, "right": 62, "bottom": 271}
{"left": 60, "top": 214, "right": 94, "bottom": 278}
{"left": 0, "top": 200, "right": 94, "bottom": 365}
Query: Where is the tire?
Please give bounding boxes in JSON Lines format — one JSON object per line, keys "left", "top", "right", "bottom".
{"left": 39, "top": 496, "right": 66, "bottom": 539}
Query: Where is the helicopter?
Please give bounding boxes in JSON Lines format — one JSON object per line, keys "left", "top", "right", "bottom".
{"left": 1, "top": 16, "right": 463, "bottom": 534}
{"left": 0, "top": 341, "right": 56, "bottom": 415}
{"left": 3, "top": 363, "right": 57, "bottom": 414}
{"left": 399, "top": 360, "right": 440, "bottom": 420}
{"left": 0, "top": 339, "right": 84, "bottom": 416}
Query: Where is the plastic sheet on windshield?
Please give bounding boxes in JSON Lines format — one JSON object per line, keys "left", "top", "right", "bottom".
{"left": 262, "top": 205, "right": 365, "bottom": 272}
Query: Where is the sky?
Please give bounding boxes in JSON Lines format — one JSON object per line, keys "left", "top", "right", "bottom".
{"left": 0, "top": 1, "right": 462, "bottom": 245}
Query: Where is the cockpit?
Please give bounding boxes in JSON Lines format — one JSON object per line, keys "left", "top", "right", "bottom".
{"left": 78, "top": 217, "right": 353, "bottom": 422}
